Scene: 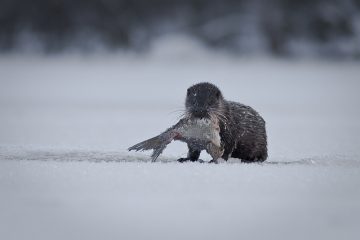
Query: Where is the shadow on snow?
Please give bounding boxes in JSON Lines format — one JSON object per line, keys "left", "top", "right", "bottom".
{"left": 1, "top": 149, "right": 359, "bottom": 167}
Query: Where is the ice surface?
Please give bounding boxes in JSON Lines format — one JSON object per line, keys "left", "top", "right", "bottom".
{"left": 1, "top": 44, "right": 360, "bottom": 240}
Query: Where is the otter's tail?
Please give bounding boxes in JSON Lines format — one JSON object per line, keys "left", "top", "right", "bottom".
{"left": 128, "top": 135, "right": 168, "bottom": 162}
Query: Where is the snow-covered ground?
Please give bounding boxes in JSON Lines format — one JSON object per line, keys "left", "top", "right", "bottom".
{"left": 1, "top": 40, "right": 360, "bottom": 240}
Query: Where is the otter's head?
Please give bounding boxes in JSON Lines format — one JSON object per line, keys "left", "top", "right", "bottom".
{"left": 185, "top": 82, "right": 224, "bottom": 119}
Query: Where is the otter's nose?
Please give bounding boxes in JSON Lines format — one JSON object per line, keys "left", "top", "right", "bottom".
{"left": 193, "top": 109, "right": 207, "bottom": 118}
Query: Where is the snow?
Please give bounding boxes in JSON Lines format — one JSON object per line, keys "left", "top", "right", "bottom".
{"left": 1, "top": 41, "right": 360, "bottom": 240}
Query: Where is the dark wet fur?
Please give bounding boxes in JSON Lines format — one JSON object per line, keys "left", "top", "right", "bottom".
{"left": 185, "top": 82, "right": 267, "bottom": 162}
{"left": 219, "top": 101, "right": 267, "bottom": 162}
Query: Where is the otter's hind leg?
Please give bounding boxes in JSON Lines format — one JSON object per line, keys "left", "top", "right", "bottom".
{"left": 220, "top": 143, "right": 236, "bottom": 161}
{"left": 231, "top": 145, "right": 267, "bottom": 163}
{"left": 177, "top": 144, "right": 201, "bottom": 163}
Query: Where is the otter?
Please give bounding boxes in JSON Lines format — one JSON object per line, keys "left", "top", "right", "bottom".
{"left": 178, "top": 82, "right": 267, "bottom": 163}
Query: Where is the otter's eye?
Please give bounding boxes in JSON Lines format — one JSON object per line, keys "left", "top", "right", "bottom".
{"left": 216, "top": 91, "right": 221, "bottom": 99}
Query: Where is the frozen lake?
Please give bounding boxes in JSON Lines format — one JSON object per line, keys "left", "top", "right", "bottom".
{"left": 1, "top": 45, "right": 360, "bottom": 240}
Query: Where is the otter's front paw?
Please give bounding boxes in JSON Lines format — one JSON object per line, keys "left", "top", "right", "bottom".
{"left": 177, "top": 158, "right": 204, "bottom": 163}
{"left": 208, "top": 159, "right": 219, "bottom": 164}
{"left": 177, "top": 158, "right": 190, "bottom": 163}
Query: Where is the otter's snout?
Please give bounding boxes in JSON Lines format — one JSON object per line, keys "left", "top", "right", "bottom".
{"left": 191, "top": 108, "right": 208, "bottom": 118}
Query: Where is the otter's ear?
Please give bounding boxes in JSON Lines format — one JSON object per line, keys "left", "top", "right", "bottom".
{"left": 187, "top": 89, "right": 190, "bottom": 96}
